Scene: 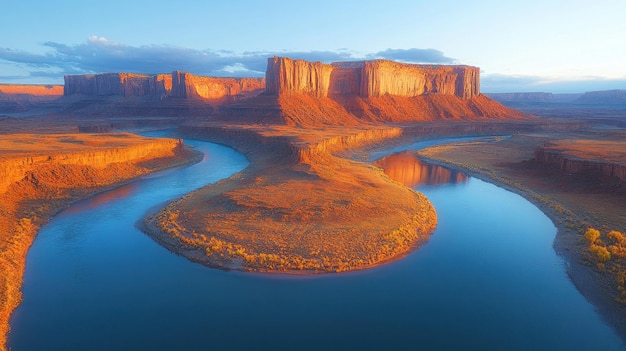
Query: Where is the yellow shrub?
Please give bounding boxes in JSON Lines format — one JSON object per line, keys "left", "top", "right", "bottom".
{"left": 608, "top": 231, "right": 625, "bottom": 245}
{"left": 589, "top": 244, "right": 611, "bottom": 262}
{"left": 584, "top": 228, "right": 601, "bottom": 244}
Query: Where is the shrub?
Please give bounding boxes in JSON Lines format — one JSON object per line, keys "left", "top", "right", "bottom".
{"left": 589, "top": 244, "right": 611, "bottom": 262}
{"left": 584, "top": 228, "right": 601, "bottom": 244}
{"left": 607, "top": 231, "right": 625, "bottom": 245}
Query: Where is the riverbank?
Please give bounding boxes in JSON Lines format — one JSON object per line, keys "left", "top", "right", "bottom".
{"left": 0, "top": 133, "right": 201, "bottom": 351}
{"left": 415, "top": 133, "right": 626, "bottom": 340}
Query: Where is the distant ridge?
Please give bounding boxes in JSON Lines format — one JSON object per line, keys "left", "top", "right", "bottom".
{"left": 574, "top": 89, "right": 626, "bottom": 105}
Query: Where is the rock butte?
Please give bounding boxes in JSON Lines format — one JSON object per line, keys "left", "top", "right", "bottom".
{"left": 535, "top": 140, "right": 626, "bottom": 182}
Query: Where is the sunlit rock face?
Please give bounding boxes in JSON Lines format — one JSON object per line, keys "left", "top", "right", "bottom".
{"left": 64, "top": 72, "right": 264, "bottom": 100}
{"left": 170, "top": 72, "right": 265, "bottom": 99}
{"left": 374, "top": 150, "right": 468, "bottom": 187}
{"left": 535, "top": 141, "right": 626, "bottom": 182}
{"left": 64, "top": 73, "right": 171, "bottom": 97}
{"left": 265, "top": 56, "right": 480, "bottom": 99}
{"left": 0, "top": 84, "right": 63, "bottom": 96}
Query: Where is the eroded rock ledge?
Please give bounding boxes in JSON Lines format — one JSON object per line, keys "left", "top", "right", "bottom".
{"left": 535, "top": 140, "right": 626, "bottom": 182}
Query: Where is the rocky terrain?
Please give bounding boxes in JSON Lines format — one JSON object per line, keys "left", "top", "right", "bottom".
{"left": 266, "top": 56, "right": 479, "bottom": 98}
{"left": 535, "top": 139, "right": 626, "bottom": 182}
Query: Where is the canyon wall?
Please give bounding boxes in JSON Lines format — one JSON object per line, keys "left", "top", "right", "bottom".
{"left": 0, "top": 136, "right": 183, "bottom": 194}
{"left": 265, "top": 57, "right": 333, "bottom": 97}
{"left": 64, "top": 72, "right": 264, "bottom": 100}
{"left": 64, "top": 73, "right": 169, "bottom": 97}
{"left": 535, "top": 145, "right": 626, "bottom": 182}
{"left": 265, "top": 56, "right": 480, "bottom": 99}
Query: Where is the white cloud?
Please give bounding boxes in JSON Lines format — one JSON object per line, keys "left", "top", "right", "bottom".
{"left": 0, "top": 37, "right": 456, "bottom": 83}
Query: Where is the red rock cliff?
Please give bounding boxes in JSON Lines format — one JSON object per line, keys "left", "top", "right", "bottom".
{"left": 64, "top": 72, "right": 263, "bottom": 101}
{"left": 265, "top": 57, "right": 332, "bottom": 97}
{"left": 64, "top": 73, "right": 169, "bottom": 97}
{"left": 170, "top": 72, "right": 264, "bottom": 99}
{"left": 265, "top": 56, "right": 480, "bottom": 99}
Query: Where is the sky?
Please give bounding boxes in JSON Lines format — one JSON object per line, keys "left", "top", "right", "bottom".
{"left": 1, "top": 0, "right": 625, "bottom": 93}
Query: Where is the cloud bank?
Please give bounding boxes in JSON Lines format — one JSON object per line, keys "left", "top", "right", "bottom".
{"left": 0, "top": 36, "right": 455, "bottom": 82}
{"left": 3, "top": 37, "right": 624, "bottom": 93}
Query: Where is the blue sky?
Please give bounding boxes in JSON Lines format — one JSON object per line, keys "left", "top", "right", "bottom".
{"left": 1, "top": 0, "right": 624, "bottom": 93}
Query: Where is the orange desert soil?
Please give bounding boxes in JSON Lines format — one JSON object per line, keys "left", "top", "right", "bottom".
{"left": 416, "top": 132, "right": 626, "bottom": 336}
{"left": 0, "top": 133, "right": 199, "bottom": 351}
{"left": 145, "top": 124, "right": 438, "bottom": 273}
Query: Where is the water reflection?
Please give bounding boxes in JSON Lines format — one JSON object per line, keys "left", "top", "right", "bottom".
{"left": 63, "top": 182, "right": 138, "bottom": 215}
{"left": 374, "top": 150, "right": 468, "bottom": 187}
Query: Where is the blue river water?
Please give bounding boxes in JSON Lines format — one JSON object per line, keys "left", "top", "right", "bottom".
{"left": 8, "top": 135, "right": 625, "bottom": 350}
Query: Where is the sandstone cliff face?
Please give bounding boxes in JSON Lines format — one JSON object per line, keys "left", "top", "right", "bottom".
{"left": 0, "top": 135, "right": 182, "bottom": 194}
{"left": 358, "top": 61, "right": 479, "bottom": 99}
{"left": 171, "top": 72, "right": 264, "bottom": 99}
{"left": 265, "top": 56, "right": 480, "bottom": 99}
{"left": 64, "top": 73, "right": 170, "bottom": 97}
{"left": 535, "top": 143, "right": 626, "bottom": 182}
{"left": 65, "top": 72, "right": 264, "bottom": 101}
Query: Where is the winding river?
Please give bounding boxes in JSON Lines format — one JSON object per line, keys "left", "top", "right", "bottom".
{"left": 8, "top": 134, "right": 625, "bottom": 350}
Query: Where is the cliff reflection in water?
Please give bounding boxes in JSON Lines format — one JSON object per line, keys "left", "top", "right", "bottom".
{"left": 375, "top": 150, "right": 468, "bottom": 187}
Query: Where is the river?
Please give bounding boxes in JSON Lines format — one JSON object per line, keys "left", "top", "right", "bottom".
{"left": 8, "top": 134, "right": 625, "bottom": 350}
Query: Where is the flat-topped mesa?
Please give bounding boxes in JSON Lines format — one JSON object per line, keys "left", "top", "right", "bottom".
{"left": 0, "top": 84, "right": 63, "bottom": 96}
{"left": 64, "top": 73, "right": 171, "bottom": 97}
{"left": 265, "top": 56, "right": 480, "bottom": 99}
{"left": 64, "top": 72, "right": 265, "bottom": 100}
